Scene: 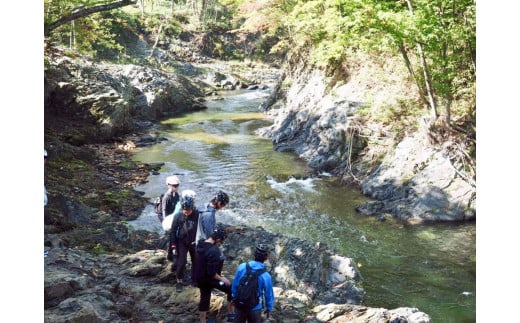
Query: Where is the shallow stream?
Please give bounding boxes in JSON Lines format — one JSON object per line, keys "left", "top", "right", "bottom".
{"left": 129, "top": 88, "right": 476, "bottom": 322}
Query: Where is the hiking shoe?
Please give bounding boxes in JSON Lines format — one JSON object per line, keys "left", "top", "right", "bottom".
{"left": 176, "top": 282, "right": 183, "bottom": 292}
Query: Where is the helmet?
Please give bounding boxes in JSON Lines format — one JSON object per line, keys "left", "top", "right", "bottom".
{"left": 181, "top": 189, "right": 196, "bottom": 199}
{"left": 211, "top": 226, "right": 227, "bottom": 241}
{"left": 215, "top": 190, "right": 229, "bottom": 205}
{"left": 254, "top": 244, "right": 269, "bottom": 261}
{"left": 166, "top": 175, "right": 180, "bottom": 185}
{"left": 181, "top": 196, "right": 195, "bottom": 210}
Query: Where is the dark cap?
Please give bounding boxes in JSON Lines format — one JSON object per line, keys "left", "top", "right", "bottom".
{"left": 254, "top": 243, "right": 269, "bottom": 261}
{"left": 210, "top": 227, "right": 227, "bottom": 241}
{"left": 215, "top": 190, "right": 229, "bottom": 205}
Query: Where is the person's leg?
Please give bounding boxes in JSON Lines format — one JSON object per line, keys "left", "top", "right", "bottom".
{"left": 233, "top": 308, "right": 247, "bottom": 323}
{"left": 175, "top": 243, "right": 189, "bottom": 291}
{"left": 199, "top": 310, "right": 206, "bottom": 323}
{"left": 175, "top": 242, "right": 188, "bottom": 280}
{"left": 249, "top": 310, "right": 262, "bottom": 323}
{"left": 188, "top": 243, "right": 197, "bottom": 283}
{"left": 199, "top": 286, "right": 211, "bottom": 323}
{"left": 211, "top": 280, "right": 236, "bottom": 321}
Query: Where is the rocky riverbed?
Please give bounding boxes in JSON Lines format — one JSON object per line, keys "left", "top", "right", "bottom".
{"left": 44, "top": 47, "right": 431, "bottom": 322}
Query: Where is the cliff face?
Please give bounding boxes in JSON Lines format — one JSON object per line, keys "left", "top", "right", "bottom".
{"left": 257, "top": 51, "right": 475, "bottom": 223}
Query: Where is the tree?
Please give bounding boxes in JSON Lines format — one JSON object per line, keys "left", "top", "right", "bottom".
{"left": 378, "top": 0, "right": 476, "bottom": 128}
{"left": 280, "top": 0, "right": 475, "bottom": 130}
{"left": 44, "top": 0, "right": 135, "bottom": 37}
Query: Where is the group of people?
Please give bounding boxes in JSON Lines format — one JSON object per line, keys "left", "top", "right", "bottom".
{"left": 156, "top": 175, "right": 275, "bottom": 323}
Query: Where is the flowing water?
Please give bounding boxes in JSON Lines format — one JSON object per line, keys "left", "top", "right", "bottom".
{"left": 129, "top": 88, "right": 476, "bottom": 322}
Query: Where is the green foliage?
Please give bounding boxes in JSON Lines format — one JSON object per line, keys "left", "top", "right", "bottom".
{"left": 46, "top": 8, "right": 129, "bottom": 59}
{"left": 283, "top": 0, "right": 366, "bottom": 67}
{"left": 277, "top": 0, "right": 475, "bottom": 130}
{"left": 361, "top": 0, "right": 475, "bottom": 123}
{"left": 44, "top": 0, "right": 475, "bottom": 135}
{"left": 358, "top": 98, "right": 424, "bottom": 139}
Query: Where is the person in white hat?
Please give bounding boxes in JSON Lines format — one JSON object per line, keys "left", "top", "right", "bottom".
{"left": 160, "top": 175, "right": 182, "bottom": 263}
{"left": 161, "top": 175, "right": 181, "bottom": 221}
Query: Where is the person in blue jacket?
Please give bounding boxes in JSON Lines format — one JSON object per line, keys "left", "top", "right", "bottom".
{"left": 195, "top": 190, "right": 229, "bottom": 244}
{"left": 231, "top": 244, "right": 275, "bottom": 323}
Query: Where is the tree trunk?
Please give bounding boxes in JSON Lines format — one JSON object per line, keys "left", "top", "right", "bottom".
{"left": 69, "top": 20, "right": 75, "bottom": 49}
{"left": 444, "top": 92, "right": 452, "bottom": 126}
{"left": 139, "top": 0, "right": 145, "bottom": 18}
{"left": 148, "top": 22, "right": 164, "bottom": 59}
{"left": 44, "top": 0, "right": 134, "bottom": 37}
{"left": 200, "top": 0, "right": 207, "bottom": 25}
{"left": 397, "top": 42, "right": 429, "bottom": 109}
{"left": 405, "top": 0, "right": 438, "bottom": 120}
{"left": 190, "top": 0, "right": 199, "bottom": 19}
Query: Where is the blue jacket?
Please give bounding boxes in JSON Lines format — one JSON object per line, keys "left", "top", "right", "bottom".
{"left": 195, "top": 203, "right": 216, "bottom": 243}
{"left": 231, "top": 260, "right": 275, "bottom": 312}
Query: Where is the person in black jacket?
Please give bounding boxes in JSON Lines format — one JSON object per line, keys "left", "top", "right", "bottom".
{"left": 161, "top": 175, "right": 181, "bottom": 222}
{"left": 171, "top": 195, "right": 199, "bottom": 292}
{"left": 193, "top": 227, "right": 235, "bottom": 323}
{"left": 162, "top": 176, "right": 182, "bottom": 262}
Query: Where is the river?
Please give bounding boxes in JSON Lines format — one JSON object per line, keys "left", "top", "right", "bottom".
{"left": 129, "top": 87, "right": 476, "bottom": 322}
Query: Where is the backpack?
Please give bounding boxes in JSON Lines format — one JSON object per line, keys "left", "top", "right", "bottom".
{"left": 234, "top": 263, "right": 264, "bottom": 310}
{"left": 154, "top": 194, "right": 164, "bottom": 215}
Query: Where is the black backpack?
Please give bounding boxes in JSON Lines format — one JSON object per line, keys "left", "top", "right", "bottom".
{"left": 234, "top": 263, "right": 264, "bottom": 310}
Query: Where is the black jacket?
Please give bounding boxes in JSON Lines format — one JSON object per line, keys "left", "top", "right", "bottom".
{"left": 161, "top": 190, "right": 179, "bottom": 218}
{"left": 171, "top": 209, "right": 200, "bottom": 245}
{"left": 193, "top": 240, "right": 224, "bottom": 285}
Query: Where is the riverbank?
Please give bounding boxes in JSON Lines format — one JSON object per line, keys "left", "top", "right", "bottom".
{"left": 43, "top": 49, "right": 432, "bottom": 322}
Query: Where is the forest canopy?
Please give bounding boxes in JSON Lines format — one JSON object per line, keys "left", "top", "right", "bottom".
{"left": 44, "top": 0, "right": 475, "bottom": 137}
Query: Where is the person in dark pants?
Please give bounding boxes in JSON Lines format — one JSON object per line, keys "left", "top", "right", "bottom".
{"left": 170, "top": 195, "right": 199, "bottom": 292}
{"left": 161, "top": 175, "right": 181, "bottom": 262}
{"left": 231, "top": 244, "right": 274, "bottom": 323}
{"left": 161, "top": 175, "right": 181, "bottom": 222}
{"left": 193, "top": 227, "right": 235, "bottom": 323}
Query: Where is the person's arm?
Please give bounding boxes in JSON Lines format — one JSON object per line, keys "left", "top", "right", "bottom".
{"left": 170, "top": 212, "right": 182, "bottom": 241}
{"left": 262, "top": 273, "right": 275, "bottom": 312}
{"left": 206, "top": 248, "right": 230, "bottom": 285}
{"left": 231, "top": 264, "right": 244, "bottom": 298}
{"left": 161, "top": 193, "right": 169, "bottom": 218}
{"left": 213, "top": 272, "right": 231, "bottom": 286}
